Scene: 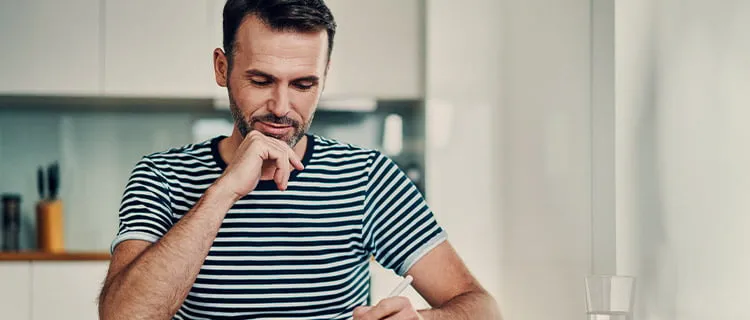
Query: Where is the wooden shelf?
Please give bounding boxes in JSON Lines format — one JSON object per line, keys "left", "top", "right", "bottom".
{"left": 0, "top": 251, "right": 110, "bottom": 261}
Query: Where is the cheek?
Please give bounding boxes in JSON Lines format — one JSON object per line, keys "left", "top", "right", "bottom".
{"left": 290, "top": 91, "right": 320, "bottom": 120}
{"left": 231, "top": 85, "right": 269, "bottom": 115}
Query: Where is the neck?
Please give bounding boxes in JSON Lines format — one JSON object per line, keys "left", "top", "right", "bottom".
{"left": 219, "top": 127, "right": 308, "bottom": 179}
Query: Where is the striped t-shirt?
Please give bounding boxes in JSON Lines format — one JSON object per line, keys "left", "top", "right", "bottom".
{"left": 111, "top": 134, "right": 447, "bottom": 320}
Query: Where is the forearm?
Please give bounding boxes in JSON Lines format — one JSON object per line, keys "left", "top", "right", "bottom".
{"left": 419, "top": 290, "right": 502, "bottom": 320}
{"left": 100, "top": 183, "right": 238, "bottom": 320}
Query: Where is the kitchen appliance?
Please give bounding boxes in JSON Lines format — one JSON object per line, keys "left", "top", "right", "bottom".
{"left": 2, "top": 193, "right": 21, "bottom": 251}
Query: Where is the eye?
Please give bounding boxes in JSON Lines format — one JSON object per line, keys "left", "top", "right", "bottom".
{"left": 293, "top": 81, "right": 316, "bottom": 90}
{"left": 249, "top": 76, "right": 272, "bottom": 87}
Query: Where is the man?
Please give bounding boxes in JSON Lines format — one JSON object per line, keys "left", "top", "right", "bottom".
{"left": 98, "top": 0, "right": 501, "bottom": 319}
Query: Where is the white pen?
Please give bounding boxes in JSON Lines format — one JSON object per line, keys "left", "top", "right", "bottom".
{"left": 387, "top": 275, "right": 414, "bottom": 297}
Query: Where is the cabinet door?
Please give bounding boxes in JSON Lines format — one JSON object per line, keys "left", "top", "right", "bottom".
{"left": 31, "top": 261, "right": 109, "bottom": 320}
{"left": 0, "top": 0, "right": 101, "bottom": 96}
{"left": 104, "top": 0, "right": 215, "bottom": 98}
{"left": 323, "top": 0, "right": 423, "bottom": 99}
{"left": 0, "top": 262, "right": 31, "bottom": 320}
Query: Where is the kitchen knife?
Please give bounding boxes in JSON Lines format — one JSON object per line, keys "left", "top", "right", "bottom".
{"left": 47, "top": 162, "right": 59, "bottom": 200}
{"left": 37, "top": 166, "right": 46, "bottom": 200}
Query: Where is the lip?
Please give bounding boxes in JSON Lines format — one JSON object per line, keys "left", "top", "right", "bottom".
{"left": 256, "top": 121, "right": 292, "bottom": 135}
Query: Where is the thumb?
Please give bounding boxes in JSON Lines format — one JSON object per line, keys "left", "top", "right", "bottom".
{"left": 353, "top": 306, "right": 372, "bottom": 318}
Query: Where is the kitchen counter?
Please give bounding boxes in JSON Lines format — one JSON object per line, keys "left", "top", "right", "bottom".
{"left": 0, "top": 251, "right": 110, "bottom": 261}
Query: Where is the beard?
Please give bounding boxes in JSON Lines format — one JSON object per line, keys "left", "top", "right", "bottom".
{"left": 227, "top": 88, "right": 312, "bottom": 148}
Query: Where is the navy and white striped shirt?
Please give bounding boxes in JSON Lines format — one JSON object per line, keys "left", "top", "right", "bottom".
{"left": 111, "top": 134, "right": 447, "bottom": 319}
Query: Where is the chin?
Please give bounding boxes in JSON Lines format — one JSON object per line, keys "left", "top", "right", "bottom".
{"left": 261, "top": 131, "right": 289, "bottom": 141}
{"left": 258, "top": 130, "right": 298, "bottom": 146}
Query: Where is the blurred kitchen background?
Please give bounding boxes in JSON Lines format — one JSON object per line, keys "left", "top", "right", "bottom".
{"left": 1, "top": 0, "right": 749, "bottom": 319}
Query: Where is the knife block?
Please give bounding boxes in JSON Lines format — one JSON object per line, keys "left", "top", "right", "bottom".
{"left": 36, "top": 199, "right": 65, "bottom": 253}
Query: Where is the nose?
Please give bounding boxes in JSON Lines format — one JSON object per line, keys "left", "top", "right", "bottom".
{"left": 269, "top": 84, "right": 291, "bottom": 117}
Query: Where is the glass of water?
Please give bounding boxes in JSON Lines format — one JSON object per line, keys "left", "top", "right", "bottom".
{"left": 585, "top": 275, "right": 636, "bottom": 320}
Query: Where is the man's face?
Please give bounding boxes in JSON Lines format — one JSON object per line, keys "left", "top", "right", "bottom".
{"left": 218, "top": 15, "right": 329, "bottom": 147}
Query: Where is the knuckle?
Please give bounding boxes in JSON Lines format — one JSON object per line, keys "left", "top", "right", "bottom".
{"left": 247, "top": 134, "right": 263, "bottom": 145}
{"left": 354, "top": 309, "right": 372, "bottom": 320}
{"left": 379, "top": 299, "right": 395, "bottom": 310}
{"left": 392, "top": 296, "right": 409, "bottom": 308}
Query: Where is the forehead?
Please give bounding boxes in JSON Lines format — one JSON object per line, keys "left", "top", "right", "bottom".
{"left": 232, "top": 15, "right": 328, "bottom": 77}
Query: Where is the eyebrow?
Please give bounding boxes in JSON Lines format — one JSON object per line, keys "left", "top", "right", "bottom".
{"left": 245, "top": 69, "right": 319, "bottom": 83}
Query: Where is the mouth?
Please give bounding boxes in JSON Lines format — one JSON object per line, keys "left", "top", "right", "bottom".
{"left": 255, "top": 121, "right": 293, "bottom": 136}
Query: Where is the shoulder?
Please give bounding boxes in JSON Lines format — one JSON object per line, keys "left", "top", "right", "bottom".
{"left": 310, "top": 135, "right": 382, "bottom": 164}
{"left": 132, "top": 137, "right": 219, "bottom": 177}
{"left": 143, "top": 138, "right": 217, "bottom": 163}
{"left": 144, "top": 137, "right": 216, "bottom": 163}
{"left": 308, "top": 135, "right": 408, "bottom": 182}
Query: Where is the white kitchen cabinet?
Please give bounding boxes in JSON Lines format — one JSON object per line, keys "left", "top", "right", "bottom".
{"left": 104, "top": 0, "right": 215, "bottom": 98}
{"left": 322, "top": 0, "right": 424, "bottom": 100}
{"left": 0, "top": 0, "right": 101, "bottom": 96}
{"left": 31, "top": 261, "right": 109, "bottom": 320}
{"left": 207, "top": 0, "right": 424, "bottom": 102}
{"left": 0, "top": 262, "right": 31, "bottom": 320}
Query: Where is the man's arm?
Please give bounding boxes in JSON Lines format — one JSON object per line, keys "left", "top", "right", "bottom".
{"left": 98, "top": 131, "right": 304, "bottom": 320}
{"left": 353, "top": 152, "right": 500, "bottom": 319}
{"left": 412, "top": 241, "right": 501, "bottom": 320}
{"left": 354, "top": 241, "right": 502, "bottom": 320}
{"left": 98, "top": 183, "right": 239, "bottom": 320}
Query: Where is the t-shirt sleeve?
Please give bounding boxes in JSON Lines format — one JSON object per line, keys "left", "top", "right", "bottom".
{"left": 110, "top": 157, "right": 174, "bottom": 253}
{"left": 363, "top": 152, "right": 448, "bottom": 276}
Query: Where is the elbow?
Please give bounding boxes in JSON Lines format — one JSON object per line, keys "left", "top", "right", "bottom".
{"left": 466, "top": 287, "right": 502, "bottom": 320}
{"left": 98, "top": 288, "right": 116, "bottom": 320}
{"left": 98, "top": 281, "right": 128, "bottom": 320}
{"left": 97, "top": 286, "right": 173, "bottom": 320}
{"left": 98, "top": 303, "right": 113, "bottom": 320}
{"left": 480, "top": 290, "right": 502, "bottom": 320}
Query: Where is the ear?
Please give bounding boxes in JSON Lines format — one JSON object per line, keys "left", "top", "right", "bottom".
{"left": 213, "top": 48, "right": 229, "bottom": 87}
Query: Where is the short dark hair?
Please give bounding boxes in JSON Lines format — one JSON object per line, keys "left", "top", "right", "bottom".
{"left": 222, "top": 0, "right": 337, "bottom": 65}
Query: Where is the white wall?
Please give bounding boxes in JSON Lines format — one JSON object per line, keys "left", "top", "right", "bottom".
{"left": 425, "top": 0, "right": 594, "bottom": 319}
{"left": 615, "top": 0, "right": 662, "bottom": 318}
{"left": 616, "top": 0, "right": 750, "bottom": 319}
{"left": 424, "top": 0, "right": 503, "bottom": 304}
{"left": 499, "top": 0, "right": 593, "bottom": 319}
{"left": 591, "top": 0, "right": 617, "bottom": 276}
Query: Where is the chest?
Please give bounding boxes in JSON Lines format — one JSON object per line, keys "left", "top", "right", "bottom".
{"left": 183, "top": 208, "right": 370, "bottom": 319}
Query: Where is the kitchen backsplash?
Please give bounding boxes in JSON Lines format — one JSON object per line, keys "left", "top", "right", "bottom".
{"left": 0, "top": 101, "right": 424, "bottom": 252}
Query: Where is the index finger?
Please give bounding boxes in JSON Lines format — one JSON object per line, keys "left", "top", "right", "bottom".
{"left": 361, "top": 297, "right": 410, "bottom": 319}
{"left": 267, "top": 137, "right": 305, "bottom": 171}
{"left": 352, "top": 306, "right": 371, "bottom": 318}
